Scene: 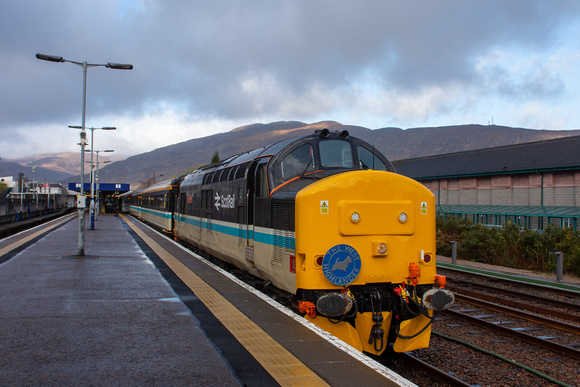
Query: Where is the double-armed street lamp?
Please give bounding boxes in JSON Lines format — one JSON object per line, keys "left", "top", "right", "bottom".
{"left": 71, "top": 126, "right": 116, "bottom": 230}
{"left": 36, "top": 53, "right": 132, "bottom": 256}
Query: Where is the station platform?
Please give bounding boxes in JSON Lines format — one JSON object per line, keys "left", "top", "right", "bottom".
{"left": 0, "top": 213, "right": 412, "bottom": 386}
{"left": 437, "top": 255, "right": 580, "bottom": 291}
{"left": 0, "top": 208, "right": 73, "bottom": 239}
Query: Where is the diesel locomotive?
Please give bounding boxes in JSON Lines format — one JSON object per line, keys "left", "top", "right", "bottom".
{"left": 124, "top": 129, "right": 454, "bottom": 355}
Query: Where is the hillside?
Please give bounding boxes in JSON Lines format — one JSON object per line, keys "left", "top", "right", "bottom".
{"left": 96, "top": 122, "right": 580, "bottom": 187}
{"left": 4, "top": 121, "right": 580, "bottom": 187}
{"left": 1, "top": 152, "right": 121, "bottom": 186}
{"left": 0, "top": 160, "right": 73, "bottom": 184}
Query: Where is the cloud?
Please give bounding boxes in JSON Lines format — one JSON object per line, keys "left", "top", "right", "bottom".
{"left": 1, "top": 0, "right": 580, "bottom": 160}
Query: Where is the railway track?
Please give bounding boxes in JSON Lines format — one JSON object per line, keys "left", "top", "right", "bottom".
{"left": 439, "top": 265, "right": 580, "bottom": 300}
{"left": 445, "top": 306, "right": 580, "bottom": 360}
{"left": 457, "top": 291, "right": 580, "bottom": 335}
{"left": 382, "top": 352, "right": 471, "bottom": 387}
{"left": 406, "top": 265, "right": 580, "bottom": 386}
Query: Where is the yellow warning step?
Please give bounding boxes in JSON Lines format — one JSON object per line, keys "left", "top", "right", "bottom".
{"left": 121, "top": 214, "right": 329, "bottom": 387}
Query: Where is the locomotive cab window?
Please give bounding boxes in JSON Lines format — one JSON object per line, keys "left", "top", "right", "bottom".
{"left": 320, "top": 140, "right": 353, "bottom": 168}
{"left": 268, "top": 133, "right": 396, "bottom": 193}
{"left": 281, "top": 144, "right": 315, "bottom": 180}
{"left": 357, "top": 146, "right": 387, "bottom": 171}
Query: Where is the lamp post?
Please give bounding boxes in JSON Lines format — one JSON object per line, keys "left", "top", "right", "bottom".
{"left": 29, "top": 162, "right": 36, "bottom": 206}
{"left": 98, "top": 160, "right": 112, "bottom": 215}
{"left": 71, "top": 126, "right": 116, "bottom": 230}
{"left": 94, "top": 149, "right": 113, "bottom": 221}
{"left": 36, "top": 53, "right": 132, "bottom": 256}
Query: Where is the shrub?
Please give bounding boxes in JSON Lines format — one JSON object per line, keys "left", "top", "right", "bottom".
{"left": 436, "top": 216, "right": 580, "bottom": 277}
{"left": 436, "top": 216, "right": 472, "bottom": 256}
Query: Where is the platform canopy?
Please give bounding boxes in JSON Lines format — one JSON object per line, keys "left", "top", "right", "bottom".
{"left": 436, "top": 204, "right": 580, "bottom": 229}
{"left": 68, "top": 183, "right": 130, "bottom": 194}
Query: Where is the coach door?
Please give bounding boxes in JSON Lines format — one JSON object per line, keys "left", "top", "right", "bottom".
{"left": 244, "top": 159, "right": 269, "bottom": 263}
{"left": 201, "top": 189, "right": 213, "bottom": 242}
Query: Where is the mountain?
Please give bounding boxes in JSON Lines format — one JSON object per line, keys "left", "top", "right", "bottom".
{"left": 98, "top": 122, "right": 580, "bottom": 188}
{"left": 1, "top": 152, "right": 122, "bottom": 186}
{"left": 4, "top": 122, "right": 580, "bottom": 188}
{"left": 7, "top": 152, "right": 122, "bottom": 175}
{"left": 0, "top": 160, "right": 73, "bottom": 184}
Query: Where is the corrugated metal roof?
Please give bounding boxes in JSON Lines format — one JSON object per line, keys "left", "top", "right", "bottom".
{"left": 393, "top": 134, "right": 580, "bottom": 179}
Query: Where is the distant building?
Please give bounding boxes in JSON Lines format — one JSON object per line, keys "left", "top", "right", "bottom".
{"left": 0, "top": 176, "right": 16, "bottom": 188}
{"left": 393, "top": 135, "right": 580, "bottom": 229}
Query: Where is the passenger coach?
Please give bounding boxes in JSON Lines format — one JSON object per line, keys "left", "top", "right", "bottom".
{"left": 124, "top": 176, "right": 183, "bottom": 233}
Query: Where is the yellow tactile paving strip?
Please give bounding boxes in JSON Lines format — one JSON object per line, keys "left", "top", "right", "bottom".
{"left": 121, "top": 214, "right": 329, "bottom": 387}
{"left": 0, "top": 213, "right": 75, "bottom": 257}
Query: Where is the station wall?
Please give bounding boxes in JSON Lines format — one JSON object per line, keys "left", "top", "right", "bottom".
{"left": 421, "top": 171, "right": 580, "bottom": 207}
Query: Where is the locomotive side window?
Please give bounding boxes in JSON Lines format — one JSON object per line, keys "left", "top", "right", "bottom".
{"left": 357, "top": 146, "right": 387, "bottom": 171}
{"left": 235, "top": 162, "right": 251, "bottom": 179}
{"left": 320, "top": 140, "right": 353, "bottom": 168}
{"left": 280, "top": 144, "right": 315, "bottom": 180}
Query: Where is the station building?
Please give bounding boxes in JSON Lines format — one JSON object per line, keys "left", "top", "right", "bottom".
{"left": 392, "top": 135, "right": 580, "bottom": 230}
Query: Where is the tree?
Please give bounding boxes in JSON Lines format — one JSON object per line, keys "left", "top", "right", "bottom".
{"left": 137, "top": 177, "right": 155, "bottom": 189}
{"left": 211, "top": 151, "right": 220, "bottom": 164}
{"left": 0, "top": 182, "right": 8, "bottom": 198}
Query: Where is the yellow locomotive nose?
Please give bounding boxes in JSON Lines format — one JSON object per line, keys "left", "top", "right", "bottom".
{"left": 294, "top": 169, "right": 448, "bottom": 355}
{"left": 294, "top": 169, "right": 437, "bottom": 291}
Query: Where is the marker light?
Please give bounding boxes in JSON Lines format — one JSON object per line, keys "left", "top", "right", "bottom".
{"left": 398, "top": 212, "right": 408, "bottom": 223}
{"left": 351, "top": 212, "right": 361, "bottom": 223}
{"left": 372, "top": 241, "right": 388, "bottom": 257}
{"left": 377, "top": 243, "right": 388, "bottom": 255}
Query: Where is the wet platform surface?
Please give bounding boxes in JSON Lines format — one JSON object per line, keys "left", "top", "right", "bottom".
{"left": 0, "top": 213, "right": 241, "bottom": 385}
{"left": 0, "top": 213, "right": 411, "bottom": 386}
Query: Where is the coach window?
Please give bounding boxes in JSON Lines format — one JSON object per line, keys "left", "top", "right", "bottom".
{"left": 281, "top": 144, "right": 315, "bottom": 180}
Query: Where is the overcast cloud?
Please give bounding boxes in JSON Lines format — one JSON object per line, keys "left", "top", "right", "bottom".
{"left": 1, "top": 0, "right": 580, "bottom": 159}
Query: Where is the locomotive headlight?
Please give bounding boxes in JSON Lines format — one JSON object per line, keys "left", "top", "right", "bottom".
{"left": 422, "top": 288, "right": 455, "bottom": 311}
{"left": 398, "top": 211, "right": 408, "bottom": 223}
{"left": 316, "top": 292, "right": 354, "bottom": 317}
{"left": 350, "top": 212, "right": 361, "bottom": 224}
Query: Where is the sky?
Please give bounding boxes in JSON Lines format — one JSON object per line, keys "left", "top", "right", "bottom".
{"left": 1, "top": 1, "right": 580, "bottom": 160}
